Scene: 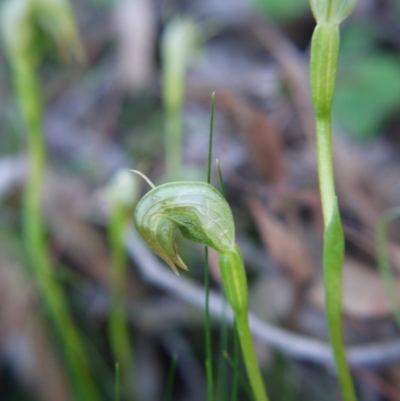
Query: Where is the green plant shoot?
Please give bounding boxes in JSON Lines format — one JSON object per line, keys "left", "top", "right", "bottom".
{"left": 106, "top": 170, "right": 138, "bottom": 399}
{"left": 309, "top": 1, "right": 358, "bottom": 400}
{"left": 1, "top": 1, "right": 98, "bottom": 400}
{"left": 162, "top": 15, "right": 202, "bottom": 179}
{"left": 134, "top": 181, "right": 270, "bottom": 401}
{"left": 204, "top": 93, "right": 216, "bottom": 401}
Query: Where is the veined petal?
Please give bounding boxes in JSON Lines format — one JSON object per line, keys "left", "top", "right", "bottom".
{"left": 134, "top": 182, "right": 235, "bottom": 274}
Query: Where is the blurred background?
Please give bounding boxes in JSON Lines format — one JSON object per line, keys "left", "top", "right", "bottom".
{"left": 1, "top": 0, "right": 400, "bottom": 400}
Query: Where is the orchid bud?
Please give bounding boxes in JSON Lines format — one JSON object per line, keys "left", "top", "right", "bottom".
{"left": 309, "top": 0, "right": 358, "bottom": 25}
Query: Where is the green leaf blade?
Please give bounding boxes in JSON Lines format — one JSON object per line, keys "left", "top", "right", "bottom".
{"left": 323, "top": 201, "right": 357, "bottom": 401}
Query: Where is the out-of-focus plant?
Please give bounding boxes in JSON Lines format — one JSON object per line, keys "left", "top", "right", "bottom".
{"left": 376, "top": 207, "right": 400, "bottom": 328}
{"left": 252, "top": 0, "right": 308, "bottom": 22}
{"left": 161, "top": 15, "right": 202, "bottom": 180}
{"left": 0, "top": 1, "right": 99, "bottom": 400}
{"left": 106, "top": 169, "right": 138, "bottom": 398}
{"left": 134, "top": 179, "right": 270, "bottom": 401}
{"left": 309, "top": 0, "right": 358, "bottom": 400}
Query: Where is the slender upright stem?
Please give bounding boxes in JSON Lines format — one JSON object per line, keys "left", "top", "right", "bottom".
{"left": 204, "top": 92, "right": 216, "bottom": 401}
{"left": 161, "top": 16, "right": 199, "bottom": 180}
{"left": 23, "top": 107, "right": 99, "bottom": 401}
{"left": 231, "top": 323, "right": 239, "bottom": 401}
{"left": 165, "top": 107, "right": 183, "bottom": 179}
{"left": 16, "top": 62, "right": 99, "bottom": 401}
{"left": 315, "top": 116, "right": 335, "bottom": 223}
{"left": 114, "top": 363, "right": 121, "bottom": 401}
{"left": 311, "top": 23, "right": 357, "bottom": 401}
{"left": 164, "top": 354, "right": 178, "bottom": 401}
{"left": 204, "top": 247, "right": 214, "bottom": 401}
{"left": 235, "top": 313, "right": 269, "bottom": 401}
{"left": 219, "top": 246, "right": 270, "bottom": 401}
{"left": 310, "top": 24, "right": 338, "bottom": 225}
{"left": 108, "top": 204, "right": 136, "bottom": 399}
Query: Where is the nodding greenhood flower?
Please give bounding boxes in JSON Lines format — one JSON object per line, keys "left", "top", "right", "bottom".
{"left": 134, "top": 181, "right": 235, "bottom": 274}
{"left": 134, "top": 180, "right": 248, "bottom": 314}
{"left": 1, "top": 0, "right": 84, "bottom": 65}
{"left": 309, "top": 0, "right": 358, "bottom": 25}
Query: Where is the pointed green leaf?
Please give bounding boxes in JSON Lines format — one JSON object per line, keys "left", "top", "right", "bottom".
{"left": 323, "top": 201, "right": 357, "bottom": 401}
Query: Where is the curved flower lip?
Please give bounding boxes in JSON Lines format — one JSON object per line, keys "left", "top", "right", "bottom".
{"left": 134, "top": 181, "right": 235, "bottom": 274}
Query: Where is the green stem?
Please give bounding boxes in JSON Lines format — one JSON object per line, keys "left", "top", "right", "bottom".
{"left": 322, "top": 199, "right": 356, "bottom": 401}
{"left": 219, "top": 246, "right": 269, "bottom": 401}
{"left": 204, "top": 92, "right": 216, "bottom": 401}
{"left": 235, "top": 312, "right": 269, "bottom": 401}
{"left": 204, "top": 247, "right": 214, "bottom": 401}
{"left": 163, "top": 353, "right": 178, "bottom": 401}
{"left": 316, "top": 116, "right": 335, "bottom": 223}
{"left": 311, "top": 23, "right": 357, "bottom": 401}
{"left": 310, "top": 24, "right": 339, "bottom": 224}
{"left": 17, "top": 64, "right": 99, "bottom": 401}
{"left": 232, "top": 324, "right": 239, "bottom": 401}
{"left": 114, "top": 363, "right": 121, "bottom": 401}
{"left": 215, "top": 294, "right": 229, "bottom": 401}
{"left": 108, "top": 204, "right": 136, "bottom": 399}
{"left": 165, "top": 106, "right": 183, "bottom": 179}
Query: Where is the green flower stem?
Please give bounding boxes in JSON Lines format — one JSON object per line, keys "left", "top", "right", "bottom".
{"left": 3, "top": 2, "right": 99, "bottom": 396}
{"left": 114, "top": 363, "right": 121, "bottom": 401}
{"left": 235, "top": 312, "right": 269, "bottom": 401}
{"left": 161, "top": 16, "right": 200, "bottom": 179}
{"left": 204, "top": 93, "right": 215, "bottom": 401}
{"left": 20, "top": 68, "right": 99, "bottom": 401}
{"left": 165, "top": 107, "right": 183, "bottom": 180}
{"left": 108, "top": 203, "right": 136, "bottom": 398}
{"left": 311, "top": 24, "right": 338, "bottom": 224}
{"left": 315, "top": 116, "right": 335, "bottom": 223}
{"left": 323, "top": 202, "right": 356, "bottom": 401}
{"left": 204, "top": 246, "right": 214, "bottom": 401}
{"left": 310, "top": 19, "right": 357, "bottom": 401}
{"left": 219, "top": 246, "right": 269, "bottom": 401}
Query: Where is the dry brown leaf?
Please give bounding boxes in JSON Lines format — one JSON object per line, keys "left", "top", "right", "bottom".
{"left": 308, "top": 258, "right": 400, "bottom": 318}
{"left": 247, "top": 197, "right": 314, "bottom": 285}
{"left": 0, "top": 252, "right": 72, "bottom": 401}
{"left": 114, "top": 0, "right": 156, "bottom": 91}
{"left": 216, "top": 91, "right": 285, "bottom": 183}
